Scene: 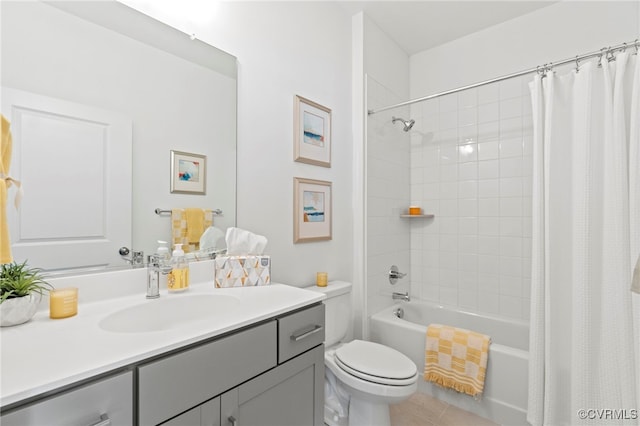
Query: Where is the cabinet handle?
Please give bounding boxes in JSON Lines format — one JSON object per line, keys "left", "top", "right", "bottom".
{"left": 88, "top": 414, "right": 111, "bottom": 426}
{"left": 290, "top": 324, "right": 323, "bottom": 342}
{"left": 228, "top": 415, "right": 238, "bottom": 426}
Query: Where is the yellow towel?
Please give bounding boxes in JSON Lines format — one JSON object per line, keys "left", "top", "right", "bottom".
{"left": 185, "top": 208, "right": 205, "bottom": 244}
{"left": 1, "top": 115, "right": 13, "bottom": 264}
{"left": 171, "top": 208, "right": 213, "bottom": 253}
{"left": 424, "top": 324, "right": 490, "bottom": 397}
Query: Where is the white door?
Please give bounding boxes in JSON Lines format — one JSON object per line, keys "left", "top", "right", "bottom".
{"left": 1, "top": 87, "right": 132, "bottom": 272}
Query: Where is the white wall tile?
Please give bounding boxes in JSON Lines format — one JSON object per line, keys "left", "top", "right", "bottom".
{"left": 478, "top": 102, "right": 499, "bottom": 123}
{"left": 478, "top": 84, "right": 499, "bottom": 104}
{"left": 458, "top": 143, "right": 478, "bottom": 162}
{"left": 399, "top": 80, "right": 534, "bottom": 320}
{"left": 479, "top": 197, "right": 500, "bottom": 216}
{"left": 458, "top": 88, "right": 478, "bottom": 108}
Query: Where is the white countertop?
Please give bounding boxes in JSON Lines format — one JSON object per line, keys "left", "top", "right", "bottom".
{"left": 0, "top": 269, "right": 324, "bottom": 408}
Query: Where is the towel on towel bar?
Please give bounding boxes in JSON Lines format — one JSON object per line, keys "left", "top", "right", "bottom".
{"left": 171, "top": 208, "right": 213, "bottom": 253}
{"left": 424, "top": 323, "right": 490, "bottom": 397}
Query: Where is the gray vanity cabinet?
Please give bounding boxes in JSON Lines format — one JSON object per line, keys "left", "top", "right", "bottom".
{"left": 220, "top": 344, "right": 324, "bottom": 426}
{"left": 0, "top": 303, "right": 325, "bottom": 426}
{"left": 143, "top": 303, "right": 326, "bottom": 426}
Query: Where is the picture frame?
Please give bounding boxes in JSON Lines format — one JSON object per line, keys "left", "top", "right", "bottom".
{"left": 170, "top": 150, "right": 206, "bottom": 194}
{"left": 294, "top": 95, "right": 331, "bottom": 167}
{"left": 293, "top": 177, "right": 332, "bottom": 243}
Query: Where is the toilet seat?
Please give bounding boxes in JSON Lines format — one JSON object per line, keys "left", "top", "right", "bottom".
{"left": 334, "top": 340, "right": 418, "bottom": 386}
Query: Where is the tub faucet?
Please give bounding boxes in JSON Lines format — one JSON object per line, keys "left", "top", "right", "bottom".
{"left": 146, "top": 254, "right": 172, "bottom": 299}
{"left": 392, "top": 291, "right": 410, "bottom": 302}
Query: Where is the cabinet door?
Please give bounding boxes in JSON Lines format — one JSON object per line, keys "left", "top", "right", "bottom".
{"left": 1, "top": 370, "right": 133, "bottom": 426}
{"left": 221, "top": 345, "right": 324, "bottom": 426}
{"left": 161, "top": 397, "right": 220, "bottom": 426}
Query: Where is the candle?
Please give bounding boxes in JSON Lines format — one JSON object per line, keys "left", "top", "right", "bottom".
{"left": 50, "top": 287, "right": 78, "bottom": 319}
{"left": 409, "top": 206, "right": 421, "bottom": 215}
{"left": 316, "top": 272, "right": 328, "bottom": 287}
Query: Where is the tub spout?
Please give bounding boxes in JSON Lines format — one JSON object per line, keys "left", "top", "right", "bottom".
{"left": 392, "top": 291, "right": 410, "bottom": 302}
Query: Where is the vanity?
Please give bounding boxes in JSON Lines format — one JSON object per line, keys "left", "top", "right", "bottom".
{"left": 0, "top": 261, "right": 326, "bottom": 425}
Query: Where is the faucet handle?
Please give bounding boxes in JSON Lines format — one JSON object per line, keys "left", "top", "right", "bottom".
{"left": 388, "top": 265, "right": 407, "bottom": 284}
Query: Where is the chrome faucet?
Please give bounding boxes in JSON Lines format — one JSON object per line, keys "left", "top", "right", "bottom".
{"left": 146, "top": 254, "right": 172, "bottom": 299}
{"left": 392, "top": 291, "right": 410, "bottom": 302}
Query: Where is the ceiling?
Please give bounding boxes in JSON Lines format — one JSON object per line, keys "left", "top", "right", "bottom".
{"left": 337, "top": 1, "right": 557, "bottom": 55}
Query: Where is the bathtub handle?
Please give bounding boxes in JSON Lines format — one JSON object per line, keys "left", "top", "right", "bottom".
{"left": 389, "top": 265, "right": 406, "bottom": 284}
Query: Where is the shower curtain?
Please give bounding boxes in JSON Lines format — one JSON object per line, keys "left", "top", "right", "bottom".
{"left": 527, "top": 51, "right": 640, "bottom": 426}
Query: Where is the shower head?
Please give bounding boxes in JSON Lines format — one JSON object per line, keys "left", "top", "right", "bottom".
{"left": 392, "top": 116, "right": 415, "bottom": 132}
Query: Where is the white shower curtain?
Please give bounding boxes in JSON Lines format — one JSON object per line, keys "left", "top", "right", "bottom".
{"left": 528, "top": 51, "right": 640, "bottom": 426}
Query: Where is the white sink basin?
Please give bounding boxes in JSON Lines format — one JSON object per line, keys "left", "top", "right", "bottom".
{"left": 99, "top": 294, "right": 240, "bottom": 333}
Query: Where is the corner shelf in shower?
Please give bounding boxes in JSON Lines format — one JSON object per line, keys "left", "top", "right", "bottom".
{"left": 400, "top": 214, "right": 435, "bottom": 218}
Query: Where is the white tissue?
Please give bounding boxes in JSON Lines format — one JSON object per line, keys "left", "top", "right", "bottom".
{"left": 199, "top": 226, "right": 226, "bottom": 251}
{"left": 225, "top": 227, "right": 268, "bottom": 255}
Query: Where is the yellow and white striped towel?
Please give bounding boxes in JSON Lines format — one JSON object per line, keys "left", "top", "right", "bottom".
{"left": 424, "top": 323, "right": 490, "bottom": 397}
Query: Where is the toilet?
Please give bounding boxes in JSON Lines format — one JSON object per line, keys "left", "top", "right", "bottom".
{"left": 308, "top": 281, "right": 418, "bottom": 426}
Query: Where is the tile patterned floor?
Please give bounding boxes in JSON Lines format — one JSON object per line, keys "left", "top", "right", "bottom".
{"left": 390, "top": 392, "right": 499, "bottom": 426}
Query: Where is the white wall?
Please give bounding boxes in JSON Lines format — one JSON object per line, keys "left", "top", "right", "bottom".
{"left": 407, "top": 0, "right": 639, "bottom": 320}
{"left": 410, "top": 1, "right": 640, "bottom": 98}
{"left": 137, "top": 2, "right": 355, "bottom": 287}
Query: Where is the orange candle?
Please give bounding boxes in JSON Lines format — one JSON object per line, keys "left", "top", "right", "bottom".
{"left": 409, "top": 206, "right": 421, "bottom": 215}
{"left": 316, "top": 272, "right": 328, "bottom": 287}
{"left": 50, "top": 287, "right": 78, "bottom": 319}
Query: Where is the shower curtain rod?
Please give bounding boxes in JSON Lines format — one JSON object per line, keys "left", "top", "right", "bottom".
{"left": 367, "top": 38, "right": 639, "bottom": 115}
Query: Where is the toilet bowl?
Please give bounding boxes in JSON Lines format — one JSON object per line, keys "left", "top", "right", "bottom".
{"left": 325, "top": 340, "right": 418, "bottom": 426}
{"left": 306, "top": 281, "right": 418, "bottom": 426}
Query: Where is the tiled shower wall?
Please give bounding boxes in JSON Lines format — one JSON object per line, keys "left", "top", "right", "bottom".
{"left": 408, "top": 76, "right": 533, "bottom": 321}
{"left": 366, "top": 76, "right": 411, "bottom": 318}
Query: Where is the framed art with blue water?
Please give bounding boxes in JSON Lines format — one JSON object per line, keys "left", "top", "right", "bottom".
{"left": 294, "top": 177, "right": 332, "bottom": 243}
{"left": 294, "top": 95, "right": 331, "bottom": 168}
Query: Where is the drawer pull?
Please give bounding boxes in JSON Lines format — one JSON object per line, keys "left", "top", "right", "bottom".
{"left": 290, "top": 324, "right": 323, "bottom": 342}
{"left": 228, "top": 415, "right": 238, "bottom": 426}
{"left": 88, "top": 414, "right": 111, "bottom": 426}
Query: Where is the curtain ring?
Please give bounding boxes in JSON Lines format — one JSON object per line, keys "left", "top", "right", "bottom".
{"left": 606, "top": 47, "right": 616, "bottom": 63}
{"left": 575, "top": 56, "right": 580, "bottom": 73}
{"left": 597, "top": 47, "right": 607, "bottom": 67}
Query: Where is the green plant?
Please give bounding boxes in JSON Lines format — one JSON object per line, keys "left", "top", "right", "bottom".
{"left": 0, "top": 261, "right": 52, "bottom": 303}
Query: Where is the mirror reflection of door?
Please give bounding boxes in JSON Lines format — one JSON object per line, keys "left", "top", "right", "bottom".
{"left": 2, "top": 88, "right": 132, "bottom": 272}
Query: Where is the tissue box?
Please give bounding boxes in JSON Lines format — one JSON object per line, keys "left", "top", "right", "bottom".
{"left": 214, "top": 255, "right": 271, "bottom": 287}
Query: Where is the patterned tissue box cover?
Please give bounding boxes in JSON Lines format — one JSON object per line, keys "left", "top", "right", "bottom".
{"left": 214, "top": 255, "right": 271, "bottom": 287}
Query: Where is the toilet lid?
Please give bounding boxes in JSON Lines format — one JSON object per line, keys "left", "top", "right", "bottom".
{"left": 334, "top": 340, "right": 417, "bottom": 386}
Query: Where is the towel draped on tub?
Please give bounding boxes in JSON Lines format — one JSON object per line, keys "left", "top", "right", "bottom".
{"left": 424, "top": 323, "right": 491, "bottom": 397}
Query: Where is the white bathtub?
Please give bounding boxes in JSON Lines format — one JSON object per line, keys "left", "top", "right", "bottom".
{"left": 370, "top": 301, "right": 529, "bottom": 426}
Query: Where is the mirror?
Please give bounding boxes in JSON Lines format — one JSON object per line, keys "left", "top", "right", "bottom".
{"left": 1, "top": 1, "right": 237, "bottom": 273}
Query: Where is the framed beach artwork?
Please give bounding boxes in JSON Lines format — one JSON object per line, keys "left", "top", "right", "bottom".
{"left": 170, "top": 150, "right": 206, "bottom": 194}
{"left": 294, "top": 95, "right": 331, "bottom": 167}
{"left": 293, "top": 177, "right": 332, "bottom": 243}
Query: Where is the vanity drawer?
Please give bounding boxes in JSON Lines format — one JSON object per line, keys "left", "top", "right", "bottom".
{"left": 1, "top": 370, "right": 133, "bottom": 426}
{"left": 278, "top": 303, "right": 325, "bottom": 363}
{"left": 138, "top": 321, "right": 277, "bottom": 426}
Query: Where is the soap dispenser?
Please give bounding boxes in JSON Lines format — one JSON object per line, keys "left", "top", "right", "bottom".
{"left": 156, "top": 240, "right": 171, "bottom": 272}
{"left": 168, "top": 243, "right": 189, "bottom": 292}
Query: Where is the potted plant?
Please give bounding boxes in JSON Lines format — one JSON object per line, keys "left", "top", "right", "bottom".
{"left": 0, "top": 261, "right": 52, "bottom": 326}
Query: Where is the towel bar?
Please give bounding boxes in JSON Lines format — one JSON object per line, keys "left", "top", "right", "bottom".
{"left": 154, "top": 208, "right": 222, "bottom": 216}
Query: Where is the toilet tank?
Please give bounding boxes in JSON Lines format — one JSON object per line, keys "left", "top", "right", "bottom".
{"left": 307, "top": 281, "right": 352, "bottom": 347}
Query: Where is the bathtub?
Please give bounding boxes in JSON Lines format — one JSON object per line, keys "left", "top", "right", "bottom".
{"left": 370, "top": 301, "right": 529, "bottom": 426}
